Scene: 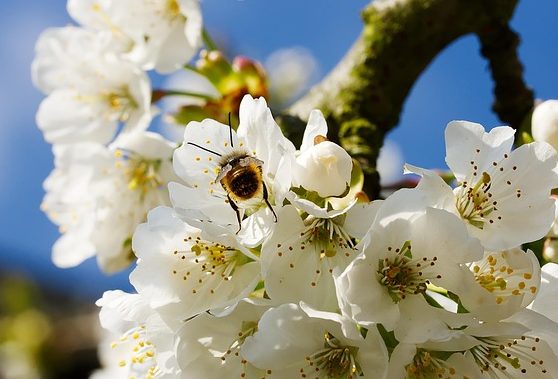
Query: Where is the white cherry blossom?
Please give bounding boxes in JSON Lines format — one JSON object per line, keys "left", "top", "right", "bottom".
{"left": 42, "top": 131, "right": 175, "bottom": 273}
{"left": 460, "top": 247, "right": 540, "bottom": 322}
{"left": 171, "top": 95, "right": 295, "bottom": 240}
{"left": 260, "top": 201, "right": 379, "bottom": 311}
{"left": 93, "top": 290, "right": 180, "bottom": 379}
{"left": 407, "top": 120, "right": 558, "bottom": 251}
{"left": 390, "top": 315, "right": 558, "bottom": 378}
{"left": 32, "top": 26, "right": 117, "bottom": 94}
{"left": 458, "top": 319, "right": 558, "bottom": 377}
{"left": 242, "top": 303, "right": 388, "bottom": 379}
{"left": 388, "top": 343, "right": 479, "bottom": 379}
{"left": 67, "top": 0, "right": 202, "bottom": 73}
{"left": 176, "top": 299, "right": 272, "bottom": 379}
{"left": 34, "top": 27, "right": 152, "bottom": 145}
{"left": 130, "top": 206, "right": 260, "bottom": 322}
{"left": 335, "top": 202, "right": 483, "bottom": 331}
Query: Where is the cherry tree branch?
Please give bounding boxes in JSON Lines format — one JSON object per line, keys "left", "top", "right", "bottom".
{"left": 477, "top": 24, "right": 534, "bottom": 131}
{"left": 280, "top": 0, "right": 531, "bottom": 198}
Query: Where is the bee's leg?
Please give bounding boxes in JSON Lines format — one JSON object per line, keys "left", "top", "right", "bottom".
{"left": 262, "top": 182, "right": 278, "bottom": 222}
{"left": 228, "top": 194, "right": 242, "bottom": 233}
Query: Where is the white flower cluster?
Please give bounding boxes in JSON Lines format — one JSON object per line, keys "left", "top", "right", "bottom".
{"left": 33, "top": 0, "right": 202, "bottom": 272}
{"left": 32, "top": 3, "right": 558, "bottom": 376}
{"left": 90, "top": 95, "right": 558, "bottom": 378}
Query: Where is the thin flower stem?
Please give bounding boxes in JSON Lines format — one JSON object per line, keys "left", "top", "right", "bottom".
{"left": 183, "top": 63, "right": 199, "bottom": 73}
{"left": 202, "top": 28, "right": 219, "bottom": 51}
{"left": 153, "top": 89, "right": 216, "bottom": 101}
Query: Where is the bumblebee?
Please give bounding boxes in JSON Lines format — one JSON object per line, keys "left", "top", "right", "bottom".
{"left": 186, "top": 120, "right": 277, "bottom": 232}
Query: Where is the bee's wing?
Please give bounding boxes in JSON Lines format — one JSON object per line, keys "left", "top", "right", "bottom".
{"left": 239, "top": 156, "right": 264, "bottom": 167}
{"left": 216, "top": 163, "right": 232, "bottom": 183}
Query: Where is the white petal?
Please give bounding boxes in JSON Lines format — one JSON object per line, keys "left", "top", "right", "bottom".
{"left": 411, "top": 207, "right": 484, "bottom": 263}
{"left": 335, "top": 255, "right": 400, "bottom": 330}
{"left": 154, "top": 19, "right": 196, "bottom": 74}
{"left": 177, "top": 300, "right": 271, "bottom": 378}
{"left": 52, "top": 223, "right": 96, "bottom": 268}
{"left": 260, "top": 205, "right": 340, "bottom": 310}
{"left": 466, "top": 141, "right": 558, "bottom": 250}
{"left": 241, "top": 304, "right": 328, "bottom": 369}
{"left": 131, "top": 206, "right": 260, "bottom": 321}
{"left": 403, "top": 164, "right": 457, "bottom": 212}
{"left": 529, "top": 263, "right": 558, "bottom": 322}
{"left": 96, "top": 290, "right": 152, "bottom": 333}
{"left": 343, "top": 201, "right": 382, "bottom": 239}
{"left": 173, "top": 118, "right": 236, "bottom": 187}
{"left": 300, "top": 109, "right": 328, "bottom": 152}
{"left": 37, "top": 89, "right": 118, "bottom": 144}
{"left": 168, "top": 182, "right": 237, "bottom": 226}
{"left": 445, "top": 121, "right": 515, "bottom": 181}
{"left": 394, "top": 297, "right": 456, "bottom": 344}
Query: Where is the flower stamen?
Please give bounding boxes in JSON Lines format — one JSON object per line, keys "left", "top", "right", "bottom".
{"left": 377, "top": 241, "right": 440, "bottom": 303}
{"left": 305, "top": 332, "right": 362, "bottom": 379}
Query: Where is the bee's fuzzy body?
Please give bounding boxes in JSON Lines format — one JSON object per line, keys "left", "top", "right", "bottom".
{"left": 187, "top": 140, "right": 277, "bottom": 232}
{"left": 217, "top": 151, "right": 265, "bottom": 205}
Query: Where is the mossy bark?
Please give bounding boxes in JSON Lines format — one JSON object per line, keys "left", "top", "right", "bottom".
{"left": 281, "top": 0, "right": 532, "bottom": 199}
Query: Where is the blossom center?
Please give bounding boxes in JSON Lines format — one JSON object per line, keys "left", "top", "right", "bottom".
{"left": 219, "top": 321, "right": 262, "bottom": 376}
{"left": 470, "top": 335, "right": 549, "bottom": 375}
{"left": 300, "top": 217, "right": 354, "bottom": 258}
{"left": 111, "top": 325, "right": 160, "bottom": 379}
{"left": 104, "top": 88, "right": 138, "bottom": 122}
{"left": 172, "top": 236, "right": 250, "bottom": 292}
{"left": 406, "top": 350, "right": 457, "bottom": 379}
{"left": 114, "top": 149, "right": 163, "bottom": 197}
{"left": 471, "top": 253, "right": 536, "bottom": 304}
{"left": 307, "top": 332, "right": 362, "bottom": 379}
{"left": 455, "top": 172, "right": 496, "bottom": 229}
{"left": 377, "top": 241, "right": 440, "bottom": 303}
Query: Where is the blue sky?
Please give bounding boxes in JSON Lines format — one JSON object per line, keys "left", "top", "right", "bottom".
{"left": 0, "top": 0, "right": 556, "bottom": 299}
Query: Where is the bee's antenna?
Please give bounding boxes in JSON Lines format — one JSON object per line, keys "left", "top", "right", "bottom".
{"left": 228, "top": 112, "right": 234, "bottom": 148}
{"left": 186, "top": 142, "right": 222, "bottom": 157}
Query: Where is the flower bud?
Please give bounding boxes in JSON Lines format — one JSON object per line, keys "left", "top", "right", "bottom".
{"left": 232, "top": 56, "right": 268, "bottom": 99}
{"left": 195, "top": 49, "right": 235, "bottom": 92}
{"left": 532, "top": 99, "right": 558, "bottom": 149}
{"left": 294, "top": 138, "right": 352, "bottom": 198}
